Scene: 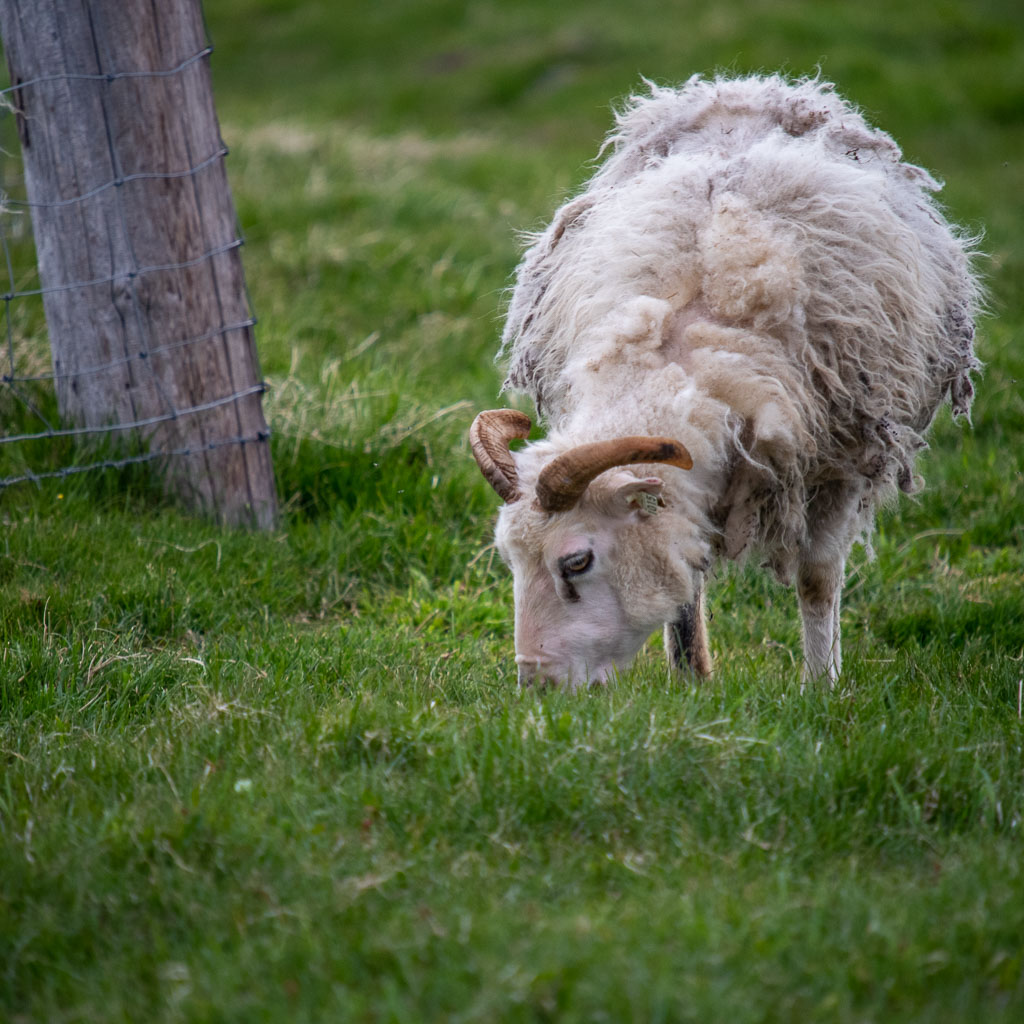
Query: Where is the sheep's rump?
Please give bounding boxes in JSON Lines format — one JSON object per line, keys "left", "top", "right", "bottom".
{"left": 500, "top": 74, "right": 981, "bottom": 518}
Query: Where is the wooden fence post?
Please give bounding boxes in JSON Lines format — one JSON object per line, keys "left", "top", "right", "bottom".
{"left": 0, "top": 0, "right": 277, "bottom": 528}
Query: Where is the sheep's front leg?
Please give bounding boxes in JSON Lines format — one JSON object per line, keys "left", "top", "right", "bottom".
{"left": 665, "top": 587, "right": 712, "bottom": 678}
{"left": 797, "top": 558, "right": 844, "bottom": 683}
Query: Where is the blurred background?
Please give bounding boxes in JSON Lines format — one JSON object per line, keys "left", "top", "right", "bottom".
{"left": 206, "top": 0, "right": 1022, "bottom": 444}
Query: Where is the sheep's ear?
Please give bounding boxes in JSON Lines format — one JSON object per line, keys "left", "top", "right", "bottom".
{"left": 610, "top": 476, "right": 665, "bottom": 518}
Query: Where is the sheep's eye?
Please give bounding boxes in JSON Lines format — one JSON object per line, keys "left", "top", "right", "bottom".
{"left": 559, "top": 550, "right": 594, "bottom": 577}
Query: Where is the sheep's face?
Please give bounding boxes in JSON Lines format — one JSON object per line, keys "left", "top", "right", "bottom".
{"left": 470, "top": 411, "right": 698, "bottom": 689}
{"left": 494, "top": 472, "right": 693, "bottom": 689}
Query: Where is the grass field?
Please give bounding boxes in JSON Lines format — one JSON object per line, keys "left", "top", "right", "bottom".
{"left": 2, "top": 0, "right": 1024, "bottom": 1020}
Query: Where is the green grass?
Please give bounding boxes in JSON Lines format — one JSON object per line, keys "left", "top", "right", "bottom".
{"left": 2, "top": 0, "right": 1024, "bottom": 1020}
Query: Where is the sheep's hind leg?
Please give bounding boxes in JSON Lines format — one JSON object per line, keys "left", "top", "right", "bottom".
{"left": 796, "top": 481, "right": 864, "bottom": 685}
{"left": 666, "top": 587, "right": 712, "bottom": 678}
{"left": 797, "top": 558, "right": 844, "bottom": 684}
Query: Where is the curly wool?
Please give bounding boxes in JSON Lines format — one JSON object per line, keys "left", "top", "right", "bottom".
{"left": 499, "top": 73, "right": 981, "bottom": 575}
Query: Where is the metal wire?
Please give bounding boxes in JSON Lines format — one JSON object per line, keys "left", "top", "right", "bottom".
{"left": 0, "top": 430, "right": 269, "bottom": 489}
{"left": 0, "top": 36, "right": 271, "bottom": 493}
{"left": 2, "top": 147, "right": 229, "bottom": 211}
{"left": 1, "top": 45, "right": 213, "bottom": 95}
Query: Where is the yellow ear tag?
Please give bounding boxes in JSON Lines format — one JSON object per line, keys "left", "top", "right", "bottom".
{"left": 632, "top": 491, "right": 661, "bottom": 515}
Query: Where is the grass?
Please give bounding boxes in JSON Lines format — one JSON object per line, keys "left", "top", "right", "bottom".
{"left": 2, "top": 0, "right": 1024, "bottom": 1020}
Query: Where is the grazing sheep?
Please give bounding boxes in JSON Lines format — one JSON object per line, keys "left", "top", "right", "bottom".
{"left": 470, "top": 73, "right": 981, "bottom": 689}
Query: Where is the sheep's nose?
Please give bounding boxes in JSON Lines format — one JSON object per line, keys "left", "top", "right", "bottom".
{"left": 516, "top": 657, "right": 560, "bottom": 688}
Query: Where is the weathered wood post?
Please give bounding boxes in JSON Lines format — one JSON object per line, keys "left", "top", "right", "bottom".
{"left": 0, "top": 0, "right": 277, "bottom": 527}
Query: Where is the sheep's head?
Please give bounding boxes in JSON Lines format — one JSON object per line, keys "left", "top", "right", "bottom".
{"left": 471, "top": 410, "right": 701, "bottom": 689}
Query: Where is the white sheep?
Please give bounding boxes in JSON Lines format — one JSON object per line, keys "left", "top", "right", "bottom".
{"left": 471, "top": 73, "right": 980, "bottom": 688}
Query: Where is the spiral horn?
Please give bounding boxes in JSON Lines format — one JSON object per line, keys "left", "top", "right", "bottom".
{"left": 535, "top": 436, "right": 692, "bottom": 513}
{"left": 469, "top": 409, "right": 532, "bottom": 503}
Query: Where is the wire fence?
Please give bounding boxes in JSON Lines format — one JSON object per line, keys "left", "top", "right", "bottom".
{"left": 0, "top": 29, "right": 271, "bottom": 496}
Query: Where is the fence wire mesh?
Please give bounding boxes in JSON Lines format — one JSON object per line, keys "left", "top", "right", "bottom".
{"left": 0, "top": 37, "right": 270, "bottom": 493}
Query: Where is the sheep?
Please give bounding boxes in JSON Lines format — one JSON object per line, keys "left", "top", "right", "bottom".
{"left": 470, "top": 73, "right": 981, "bottom": 689}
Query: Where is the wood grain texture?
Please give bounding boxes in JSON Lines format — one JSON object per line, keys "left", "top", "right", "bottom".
{"left": 0, "top": 0, "right": 276, "bottom": 527}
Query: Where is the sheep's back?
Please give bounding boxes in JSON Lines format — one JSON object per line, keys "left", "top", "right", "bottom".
{"left": 501, "top": 74, "right": 980, "bottom": 493}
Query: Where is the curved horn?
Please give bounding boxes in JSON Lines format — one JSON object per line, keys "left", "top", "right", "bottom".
{"left": 470, "top": 409, "right": 532, "bottom": 503}
{"left": 536, "top": 436, "right": 693, "bottom": 513}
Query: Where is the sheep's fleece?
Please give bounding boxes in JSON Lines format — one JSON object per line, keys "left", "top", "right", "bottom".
{"left": 476, "top": 73, "right": 981, "bottom": 687}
